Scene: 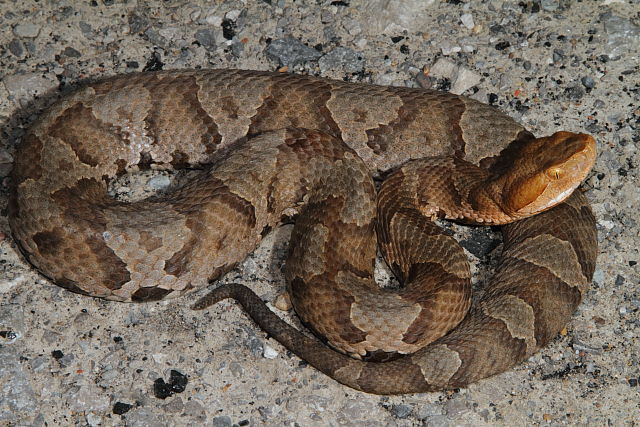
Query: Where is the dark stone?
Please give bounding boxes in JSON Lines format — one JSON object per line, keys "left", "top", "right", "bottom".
{"left": 564, "top": 85, "right": 585, "bottom": 100}
{"left": 62, "top": 46, "right": 81, "bottom": 58}
{"left": 153, "top": 370, "right": 188, "bottom": 399}
{"left": 128, "top": 12, "right": 149, "bottom": 34}
{"left": 113, "top": 402, "right": 133, "bottom": 415}
{"left": 168, "top": 370, "right": 187, "bottom": 392}
{"left": 221, "top": 18, "right": 235, "bottom": 40}
{"left": 194, "top": 28, "right": 216, "bottom": 51}
{"left": 392, "top": 404, "right": 412, "bottom": 419}
{"left": 8, "top": 39, "right": 24, "bottom": 56}
{"left": 460, "top": 227, "right": 499, "bottom": 258}
{"left": 265, "top": 37, "right": 322, "bottom": 68}
{"left": 581, "top": 76, "right": 595, "bottom": 89}
{"left": 143, "top": 51, "right": 164, "bottom": 71}
{"left": 51, "top": 350, "right": 64, "bottom": 359}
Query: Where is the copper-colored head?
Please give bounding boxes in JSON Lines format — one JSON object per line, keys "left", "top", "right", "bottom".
{"left": 502, "top": 131, "right": 597, "bottom": 217}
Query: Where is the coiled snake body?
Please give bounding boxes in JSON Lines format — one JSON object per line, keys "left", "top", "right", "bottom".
{"left": 9, "top": 69, "right": 597, "bottom": 394}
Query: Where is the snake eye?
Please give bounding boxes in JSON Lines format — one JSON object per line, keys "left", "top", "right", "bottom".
{"left": 546, "top": 167, "right": 562, "bottom": 180}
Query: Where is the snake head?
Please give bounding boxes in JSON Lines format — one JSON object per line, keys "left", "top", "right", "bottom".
{"left": 502, "top": 131, "right": 596, "bottom": 217}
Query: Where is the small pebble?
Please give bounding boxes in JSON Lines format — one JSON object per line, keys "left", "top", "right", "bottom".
{"left": 212, "top": 415, "right": 233, "bottom": 427}
{"left": 572, "top": 340, "right": 602, "bottom": 354}
{"left": 581, "top": 76, "right": 595, "bottom": 89}
{"left": 85, "top": 413, "right": 102, "bottom": 427}
{"left": 147, "top": 175, "right": 171, "bottom": 191}
{"left": 62, "top": 47, "right": 82, "bottom": 58}
{"left": 343, "top": 19, "right": 361, "bottom": 36}
{"left": 225, "top": 9, "right": 242, "bottom": 21}
{"left": 553, "top": 50, "right": 564, "bottom": 63}
{"left": 8, "top": 39, "right": 25, "bottom": 56}
{"left": 78, "top": 21, "right": 92, "bottom": 36}
{"left": 13, "top": 22, "right": 41, "bottom": 38}
{"left": 265, "top": 37, "right": 322, "bottom": 68}
{"left": 460, "top": 13, "right": 474, "bottom": 30}
{"left": 153, "top": 370, "right": 188, "bottom": 399}
{"left": 318, "top": 47, "right": 364, "bottom": 74}
{"left": 391, "top": 404, "right": 412, "bottom": 419}
{"left": 564, "top": 85, "right": 585, "bottom": 100}
{"left": 263, "top": 344, "right": 279, "bottom": 359}
{"left": 274, "top": 293, "right": 292, "bottom": 311}
{"left": 229, "top": 361, "right": 244, "bottom": 377}
{"left": 440, "top": 41, "right": 461, "bottom": 55}
{"left": 112, "top": 402, "right": 133, "bottom": 415}
{"left": 321, "top": 10, "right": 334, "bottom": 24}
{"left": 194, "top": 28, "right": 216, "bottom": 51}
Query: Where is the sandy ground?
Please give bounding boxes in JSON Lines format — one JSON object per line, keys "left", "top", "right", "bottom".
{"left": 0, "top": 1, "right": 638, "bottom": 426}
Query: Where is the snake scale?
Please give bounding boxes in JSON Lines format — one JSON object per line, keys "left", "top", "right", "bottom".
{"left": 9, "top": 69, "right": 597, "bottom": 394}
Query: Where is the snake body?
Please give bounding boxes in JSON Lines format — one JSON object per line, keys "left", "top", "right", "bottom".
{"left": 9, "top": 69, "right": 597, "bottom": 394}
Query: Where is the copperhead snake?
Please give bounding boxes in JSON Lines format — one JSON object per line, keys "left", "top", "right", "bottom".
{"left": 8, "top": 69, "right": 598, "bottom": 394}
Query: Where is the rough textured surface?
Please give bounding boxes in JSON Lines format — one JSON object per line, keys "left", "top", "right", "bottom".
{"left": 0, "top": 0, "right": 638, "bottom": 425}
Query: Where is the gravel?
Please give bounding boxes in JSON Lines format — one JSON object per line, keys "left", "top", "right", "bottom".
{"left": 0, "top": 1, "right": 637, "bottom": 425}
{"left": 265, "top": 37, "right": 322, "bottom": 68}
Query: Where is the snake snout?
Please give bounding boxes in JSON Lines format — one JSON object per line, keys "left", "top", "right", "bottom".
{"left": 561, "top": 133, "right": 597, "bottom": 178}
